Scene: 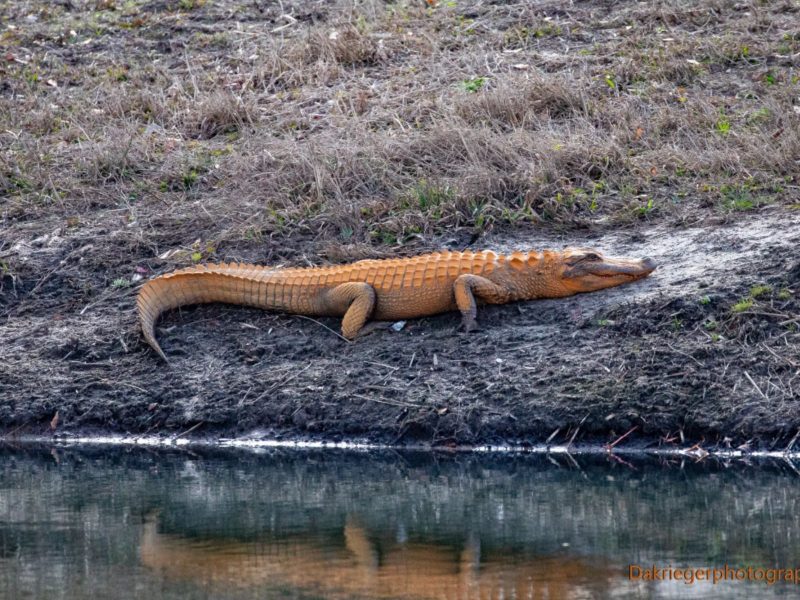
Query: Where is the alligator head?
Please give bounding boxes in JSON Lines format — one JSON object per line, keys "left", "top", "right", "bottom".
{"left": 557, "top": 247, "right": 657, "bottom": 295}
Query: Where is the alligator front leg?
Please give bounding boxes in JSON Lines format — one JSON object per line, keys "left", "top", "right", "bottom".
{"left": 453, "top": 274, "right": 512, "bottom": 333}
{"left": 323, "top": 282, "right": 377, "bottom": 339}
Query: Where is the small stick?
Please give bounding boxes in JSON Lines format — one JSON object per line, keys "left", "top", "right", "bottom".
{"left": 364, "top": 361, "right": 399, "bottom": 371}
{"left": 744, "top": 371, "right": 767, "bottom": 400}
{"left": 591, "top": 360, "right": 611, "bottom": 373}
{"left": 293, "top": 315, "right": 350, "bottom": 342}
{"left": 99, "top": 379, "right": 148, "bottom": 394}
{"left": 665, "top": 343, "right": 703, "bottom": 367}
{"left": 352, "top": 394, "right": 423, "bottom": 409}
{"left": 175, "top": 422, "right": 203, "bottom": 438}
{"left": 2, "top": 422, "right": 28, "bottom": 438}
{"left": 761, "top": 343, "right": 798, "bottom": 367}
{"left": 783, "top": 458, "right": 800, "bottom": 477}
{"left": 605, "top": 425, "right": 638, "bottom": 451}
{"left": 607, "top": 452, "right": 636, "bottom": 469}
{"left": 567, "top": 426, "right": 581, "bottom": 448}
{"left": 784, "top": 429, "right": 800, "bottom": 454}
{"left": 567, "top": 413, "right": 590, "bottom": 448}
{"left": 251, "top": 363, "right": 313, "bottom": 403}
{"left": 685, "top": 442, "right": 709, "bottom": 460}
{"left": 741, "top": 311, "right": 791, "bottom": 319}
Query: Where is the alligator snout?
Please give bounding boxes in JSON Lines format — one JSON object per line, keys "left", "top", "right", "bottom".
{"left": 641, "top": 257, "right": 658, "bottom": 272}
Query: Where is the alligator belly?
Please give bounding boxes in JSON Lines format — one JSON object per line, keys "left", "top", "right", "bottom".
{"left": 373, "top": 287, "right": 457, "bottom": 321}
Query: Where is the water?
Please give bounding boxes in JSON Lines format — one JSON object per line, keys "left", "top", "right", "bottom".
{"left": 1, "top": 447, "right": 799, "bottom": 600}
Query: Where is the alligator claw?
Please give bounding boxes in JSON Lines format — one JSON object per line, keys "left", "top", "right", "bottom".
{"left": 355, "top": 321, "right": 394, "bottom": 337}
{"left": 459, "top": 319, "right": 481, "bottom": 334}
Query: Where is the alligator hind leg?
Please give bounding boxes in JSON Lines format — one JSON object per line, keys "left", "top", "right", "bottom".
{"left": 323, "top": 282, "right": 377, "bottom": 339}
{"left": 453, "top": 274, "right": 511, "bottom": 333}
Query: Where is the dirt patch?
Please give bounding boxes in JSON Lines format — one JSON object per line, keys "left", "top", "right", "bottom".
{"left": 2, "top": 210, "right": 798, "bottom": 449}
{"left": 1, "top": 0, "right": 799, "bottom": 449}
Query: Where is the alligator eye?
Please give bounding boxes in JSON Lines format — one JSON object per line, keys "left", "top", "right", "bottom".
{"left": 582, "top": 253, "right": 601, "bottom": 262}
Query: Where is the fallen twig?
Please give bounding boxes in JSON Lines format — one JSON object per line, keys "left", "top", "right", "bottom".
{"left": 250, "top": 363, "right": 313, "bottom": 404}
{"left": 567, "top": 413, "right": 589, "bottom": 448}
{"left": 352, "top": 394, "right": 424, "bottom": 409}
{"left": 2, "top": 422, "right": 29, "bottom": 439}
{"left": 293, "top": 315, "right": 350, "bottom": 342}
{"left": 744, "top": 371, "right": 767, "bottom": 400}
{"left": 175, "top": 422, "right": 203, "bottom": 438}
{"left": 605, "top": 425, "right": 638, "bottom": 451}
{"left": 784, "top": 428, "right": 800, "bottom": 454}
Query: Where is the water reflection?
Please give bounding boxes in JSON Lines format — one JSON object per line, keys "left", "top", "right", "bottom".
{"left": 0, "top": 447, "right": 799, "bottom": 600}
{"left": 141, "top": 513, "right": 617, "bottom": 599}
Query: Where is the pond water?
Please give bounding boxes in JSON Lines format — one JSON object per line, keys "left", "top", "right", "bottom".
{"left": 0, "top": 446, "right": 799, "bottom": 599}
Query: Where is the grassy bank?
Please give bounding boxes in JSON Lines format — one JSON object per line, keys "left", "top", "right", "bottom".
{"left": 1, "top": 0, "right": 798, "bottom": 448}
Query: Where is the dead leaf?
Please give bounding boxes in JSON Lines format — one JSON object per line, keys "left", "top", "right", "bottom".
{"left": 50, "top": 411, "right": 60, "bottom": 430}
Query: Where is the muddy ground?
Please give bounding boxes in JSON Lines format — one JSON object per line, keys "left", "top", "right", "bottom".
{"left": 1, "top": 0, "right": 799, "bottom": 449}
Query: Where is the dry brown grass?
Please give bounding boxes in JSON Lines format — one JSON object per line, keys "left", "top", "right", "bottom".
{"left": 2, "top": 0, "right": 800, "bottom": 271}
{"left": 184, "top": 91, "right": 256, "bottom": 140}
{"left": 455, "top": 76, "right": 592, "bottom": 127}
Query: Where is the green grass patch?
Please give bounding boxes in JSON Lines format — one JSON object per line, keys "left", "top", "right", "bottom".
{"left": 634, "top": 197, "right": 656, "bottom": 218}
{"left": 714, "top": 117, "right": 731, "bottom": 135}
{"left": 731, "top": 297, "right": 754, "bottom": 313}
{"left": 409, "top": 179, "right": 454, "bottom": 212}
{"left": 461, "top": 77, "right": 486, "bottom": 93}
{"left": 749, "top": 284, "right": 771, "bottom": 299}
{"left": 747, "top": 107, "right": 771, "bottom": 124}
{"left": 719, "top": 183, "right": 771, "bottom": 212}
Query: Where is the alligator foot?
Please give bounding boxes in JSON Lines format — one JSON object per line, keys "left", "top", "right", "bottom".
{"left": 355, "top": 321, "right": 395, "bottom": 338}
{"left": 459, "top": 318, "right": 481, "bottom": 334}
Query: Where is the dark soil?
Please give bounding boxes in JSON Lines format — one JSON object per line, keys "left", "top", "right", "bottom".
{"left": 1, "top": 0, "right": 799, "bottom": 450}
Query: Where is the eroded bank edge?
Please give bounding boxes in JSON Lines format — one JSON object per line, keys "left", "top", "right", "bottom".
{"left": 6, "top": 433, "right": 800, "bottom": 463}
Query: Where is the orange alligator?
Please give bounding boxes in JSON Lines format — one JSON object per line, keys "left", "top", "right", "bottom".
{"left": 137, "top": 248, "right": 656, "bottom": 361}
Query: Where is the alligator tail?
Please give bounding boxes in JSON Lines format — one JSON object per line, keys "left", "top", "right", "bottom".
{"left": 136, "top": 276, "right": 175, "bottom": 363}
{"left": 137, "top": 264, "right": 245, "bottom": 363}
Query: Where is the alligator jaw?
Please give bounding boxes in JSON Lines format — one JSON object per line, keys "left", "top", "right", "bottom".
{"left": 585, "top": 256, "right": 657, "bottom": 279}
{"left": 563, "top": 253, "right": 657, "bottom": 292}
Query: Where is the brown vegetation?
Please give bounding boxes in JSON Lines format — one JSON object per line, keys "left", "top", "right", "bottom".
{"left": 1, "top": 0, "right": 798, "bottom": 447}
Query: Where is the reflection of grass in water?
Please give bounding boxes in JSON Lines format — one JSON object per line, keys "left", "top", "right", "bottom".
{"left": 4, "top": 449, "right": 800, "bottom": 567}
